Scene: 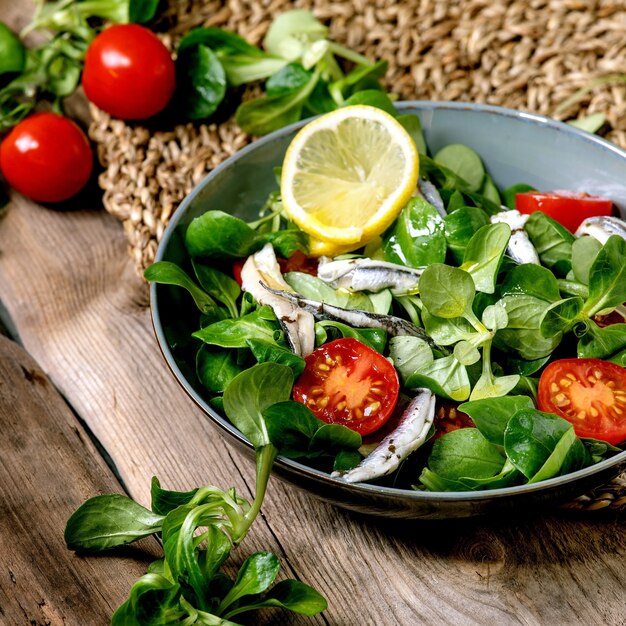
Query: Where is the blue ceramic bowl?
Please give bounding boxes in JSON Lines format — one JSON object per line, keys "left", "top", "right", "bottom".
{"left": 151, "top": 102, "right": 626, "bottom": 519}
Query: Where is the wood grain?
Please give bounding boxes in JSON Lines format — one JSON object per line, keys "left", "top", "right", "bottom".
{"left": 1, "top": 4, "right": 625, "bottom": 624}
{"left": 2, "top": 172, "right": 626, "bottom": 626}
{"left": 0, "top": 333, "right": 160, "bottom": 624}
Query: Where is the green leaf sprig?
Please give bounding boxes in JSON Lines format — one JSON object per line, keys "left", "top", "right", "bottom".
{"left": 0, "top": 0, "right": 158, "bottom": 131}
{"left": 175, "top": 9, "right": 391, "bottom": 135}
{"left": 65, "top": 363, "right": 327, "bottom": 625}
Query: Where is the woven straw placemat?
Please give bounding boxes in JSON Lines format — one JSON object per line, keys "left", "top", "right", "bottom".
{"left": 89, "top": 0, "right": 626, "bottom": 511}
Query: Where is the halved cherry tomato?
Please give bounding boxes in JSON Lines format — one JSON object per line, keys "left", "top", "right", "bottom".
{"left": 82, "top": 24, "right": 175, "bottom": 120}
{"left": 232, "top": 258, "right": 246, "bottom": 285}
{"left": 593, "top": 307, "right": 626, "bottom": 328}
{"left": 278, "top": 250, "right": 318, "bottom": 276}
{"left": 232, "top": 251, "right": 317, "bottom": 286}
{"left": 433, "top": 401, "right": 475, "bottom": 440}
{"left": 293, "top": 338, "right": 399, "bottom": 435}
{"left": 515, "top": 191, "right": 612, "bottom": 233}
{"left": 538, "top": 358, "right": 626, "bottom": 445}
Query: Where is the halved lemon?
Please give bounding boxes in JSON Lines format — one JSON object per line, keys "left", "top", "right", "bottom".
{"left": 308, "top": 236, "right": 358, "bottom": 257}
{"left": 281, "top": 105, "right": 419, "bottom": 248}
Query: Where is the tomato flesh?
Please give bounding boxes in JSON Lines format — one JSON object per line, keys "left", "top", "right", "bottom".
{"left": 293, "top": 338, "right": 399, "bottom": 435}
{"left": 515, "top": 191, "right": 612, "bottom": 233}
{"left": 433, "top": 401, "right": 475, "bottom": 440}
{"left": 233, "top": 251, "right": 317, "bottom": 286}
{"left": 538, "top": 358, "right": 626, "bottom": 445}
{"left": 0, "top": 112, "right": 92, "bottom": 203}
{"left": 82, "top": 24, "right": 175, "bottom": 120}
{"left": 593, "top": 308, "right": 626, "bottom": 328}
{"left": 277, "top": 250, "right": 318, "bottom": 276}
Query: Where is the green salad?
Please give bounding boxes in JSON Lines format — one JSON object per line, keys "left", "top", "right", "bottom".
{"left": 146, "top": 106, "right": 626, "bottom": 494}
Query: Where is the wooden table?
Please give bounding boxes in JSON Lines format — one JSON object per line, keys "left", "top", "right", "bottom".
{"left": 1, "top": 6, "right": 626, "bottom": 626}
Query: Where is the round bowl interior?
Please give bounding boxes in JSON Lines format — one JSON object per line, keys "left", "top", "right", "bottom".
{"left": 151, "top": 101, "right": 626, "bottom": 519}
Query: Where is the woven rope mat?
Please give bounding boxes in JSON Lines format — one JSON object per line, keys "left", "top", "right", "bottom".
{"left": 89, "top": 0, "right": 626, "bottom": 512}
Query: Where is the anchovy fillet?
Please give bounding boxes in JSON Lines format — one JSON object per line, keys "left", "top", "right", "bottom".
{"left": 418, "top": 178, "right": 446, "bottom": 217}
{"left": 317, "top": 257, "right": 424, "bottom": 295}
{"left": 331, "top": 389, "right": 436, "bottom": 483}
{"left": 240, "top": 244, "right": 315, "bottom": 356}
{"left": 261, "top": 284, "right": 438, "bottom": 348}
{"left": 491, "top": 208, "right": 540, "bottom": 265}
{"left": 574, "top": 215, "right": 626, "bottom": 244}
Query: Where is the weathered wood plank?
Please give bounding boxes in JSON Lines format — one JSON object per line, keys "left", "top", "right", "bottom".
{"left": 2, "top": 173, "right": 626, "bottom": 626}
{"left": 0, "top": 334, "right": 161, "bottom": 624}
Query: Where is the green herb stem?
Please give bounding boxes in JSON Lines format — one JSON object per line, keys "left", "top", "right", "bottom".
{"left": 239, "top": 444, "right": 278, "bottom": 539}
{"left": 553, "top": 74, "right": 626, "bottom": 116}
{"left": 326, "top": 41, "right": 372, "bottom": 67}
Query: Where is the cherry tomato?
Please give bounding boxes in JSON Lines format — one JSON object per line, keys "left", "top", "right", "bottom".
{"left": 433, "top": 401, "right": 475, "bottom": 440}
{"left": 293, "top": 338, "right": 399, "bottom": 435}
{"left": 538, "top": 358, "right": 626, "bottom": 445}
{"left": 593, "top": 308, "right": 626, "bottom": 328}
{"left": 0, "top": 112, "right": 92, "bottom": 203}
{"left": 233, "top": 251, "right": 317, "bottom": 286}
{"left": 278, "top": 250, "right": 318, "bottom": 276}
{"left": 515, "top": 191, "right": 612, "bottom": 233}
{"left": 232, "top": 258, "right": 246, "bottom": 285}
{"left": 82, "top": 24, "right": 175, "bottom": 120}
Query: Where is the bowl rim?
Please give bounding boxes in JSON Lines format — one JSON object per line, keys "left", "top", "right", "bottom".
{"left": 151, "top": 100, "right": 626, "bottom": 503}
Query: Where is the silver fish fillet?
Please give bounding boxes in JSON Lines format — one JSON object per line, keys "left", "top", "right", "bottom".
{"left": 331, "top": 388, "right": 436, "bottom": 483}
{"left": 240, "top": 243, "right": 315, "bottom": 356}
{"left": 490, "top": 208, "right": 540, "bottom": 265}
{"left": 261, "top": 284, "right": 438, "bottom": 348}
{"left": 574, "top": 215, "right": 626, "bottom": 244}
{"left": 317, "top": 257, "right": 423, "bottom": 295}
{"left": 418, "top": 178, "right": 446, "bottom": 217}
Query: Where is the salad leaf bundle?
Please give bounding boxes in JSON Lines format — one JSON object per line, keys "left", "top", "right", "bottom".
{"left": 176, "top": 10, "right": 391, "bottom": 134}
{"left": 65, "top": 363, "right": 328, "bottom": 624}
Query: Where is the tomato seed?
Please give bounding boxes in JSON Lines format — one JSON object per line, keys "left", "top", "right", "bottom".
{"left": 368, "top": 401, "right": 381, "bottom": 412}
{"left": 589, "top": 407, "right": 599, "bottom": 417}
{"left": 325, "top": 357, "right": 333, "bottom": 365}
{"left": 317, "top": 363, "right": 330, "bottom": 371}
{"left": 554, "top": 393, "right": 570, "bottom": 407}
{"left": 336, "top": 401, "right": 346, "bottom": 411}
{"left": 577, "top": 410, "right": 587, "bottom": 419}
{"left": 587, "top": 376, "right": 598, "bottom": 384}
{"left": 310, "top": 387, "right": 324, "bottom": 396}
{"left": 559, "top": 378, "right": 571, "bottom": 388}
{"left": 567, "top": 373, "right": 577, "bottom": 380}
{"left": 551, "top": 382, "right": 559, "bottom": 393}
{"left": 318, "top": 397, "right": 329, "bottom": 409}
{"left": 594, "top": 369, "right": 603, "bottom": 379}
{"left": 355, "top": 407, "right": 363, "bottom": 419}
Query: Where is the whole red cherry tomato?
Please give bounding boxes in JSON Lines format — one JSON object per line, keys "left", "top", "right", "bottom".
{"left": 293, "top": 338, "right": 400, "bottom": 435}
{"left": 82, "top": 24, "right": 175, "bottom": 120}
{"left": 0, "top": 112, "right": 92, "bottom": 203}
{"left": 515, "top": 191, "right": 612, "bottom": 233}
{"left": 538, "top": 358, "right": 626, "bottom": 445}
